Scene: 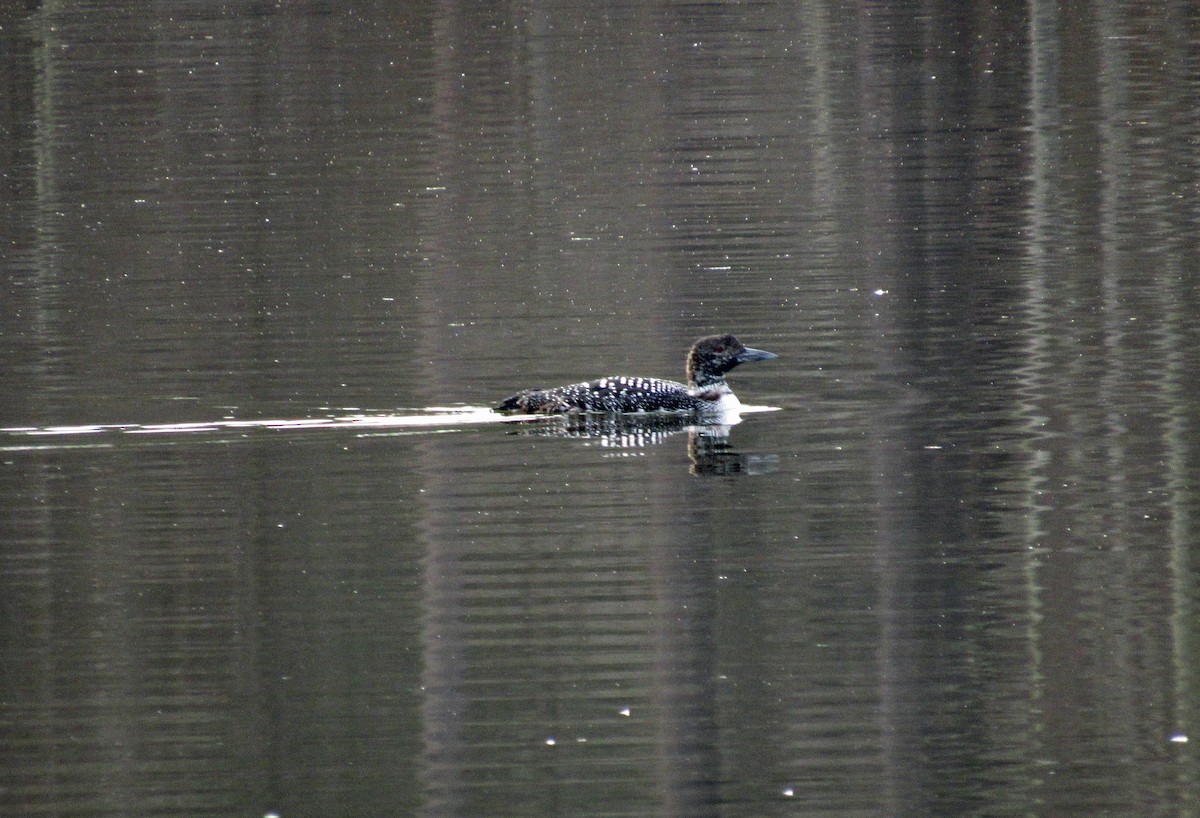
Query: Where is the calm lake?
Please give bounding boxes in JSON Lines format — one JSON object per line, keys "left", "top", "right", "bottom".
{"left": 2, "top": 2, "right": 1198, "bottom": 816}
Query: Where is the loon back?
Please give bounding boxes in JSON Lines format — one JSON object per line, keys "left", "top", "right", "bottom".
{"left": 496, "top": 376, "right": 702, "bottom": 414}
{"left": 496, "top": 334, "right": 777, "bottom": 415}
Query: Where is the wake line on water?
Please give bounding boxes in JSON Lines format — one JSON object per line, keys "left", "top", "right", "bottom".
{"left": 0, "top": 407, "right": 510, "bottom": 449}
{"left": 1, "top": 405, "right": 780, "bottom": 451}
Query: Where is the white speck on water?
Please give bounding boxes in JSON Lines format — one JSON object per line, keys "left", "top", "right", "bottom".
{"left": 545, "top": 737, "right": 556, "bottom": 746}
{"left": 782, "top": 787, "right": 794, "bottom": 797}
{"left": 1170, "top": 734, "right": 1188, "bottom": 743}
{"left": 619, "top": 707, "right": 631, "bottom": 717}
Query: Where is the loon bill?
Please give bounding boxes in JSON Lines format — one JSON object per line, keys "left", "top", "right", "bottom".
{"left": 495, "top": 334, "right": 777, "bottom": 415}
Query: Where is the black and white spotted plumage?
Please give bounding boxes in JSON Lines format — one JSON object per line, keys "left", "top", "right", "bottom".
{"left": 496, "top": 334, "right": 776, "bottom": 416}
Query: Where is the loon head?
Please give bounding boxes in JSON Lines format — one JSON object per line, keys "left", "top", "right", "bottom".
{"left": 686, "top": 334, "right": 777, "bottom": 388}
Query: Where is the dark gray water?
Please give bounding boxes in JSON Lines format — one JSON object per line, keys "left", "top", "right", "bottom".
{"left": 3, "top": 2, "right": 1198, "bottom": 817}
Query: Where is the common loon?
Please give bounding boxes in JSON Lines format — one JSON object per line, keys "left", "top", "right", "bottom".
{"left": 496, "top": 334, "right": 777, "bottom": 415}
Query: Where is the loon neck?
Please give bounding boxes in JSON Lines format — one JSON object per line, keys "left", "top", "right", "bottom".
{"left": 689, "top": 378, "right": 733, "bottom": 399}
{"left": 690, "top": 373, "right": 730, "bottom": 390}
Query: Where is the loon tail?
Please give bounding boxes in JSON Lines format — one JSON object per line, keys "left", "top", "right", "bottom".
{"left": 496, "top": 390, "right": 569, "bottom": 414}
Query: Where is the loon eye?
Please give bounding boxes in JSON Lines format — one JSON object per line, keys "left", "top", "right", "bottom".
{"left": 712, "top": 345, "right": 725, "bottom": 353}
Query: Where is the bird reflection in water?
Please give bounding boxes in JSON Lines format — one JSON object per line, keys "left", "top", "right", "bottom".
{"left": 504, "top": 413, "right": 778, "bottom": 476}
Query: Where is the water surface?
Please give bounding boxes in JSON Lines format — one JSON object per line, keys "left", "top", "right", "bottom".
{"left": 2, "top": 2, "right": 1198, "bottom": 817}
